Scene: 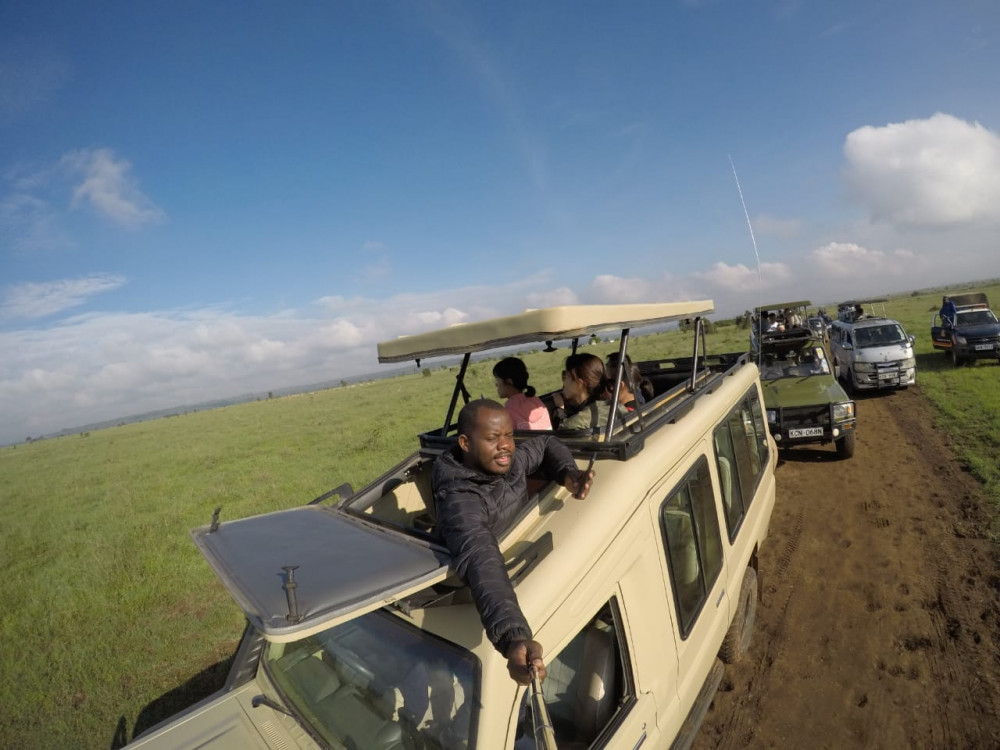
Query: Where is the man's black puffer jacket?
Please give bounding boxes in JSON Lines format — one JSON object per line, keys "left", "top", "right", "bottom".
{"left": 432, "top": 436, "right": 577, "bottom": 656}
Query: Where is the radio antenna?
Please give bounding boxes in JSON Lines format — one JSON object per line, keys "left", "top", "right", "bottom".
{"left": 729, "top": 155, "right": 762, "bottom": 367}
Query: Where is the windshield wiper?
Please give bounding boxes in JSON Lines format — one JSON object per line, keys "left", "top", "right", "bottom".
{"left": 252, "top": 695, "right": 296, "bottom": 718}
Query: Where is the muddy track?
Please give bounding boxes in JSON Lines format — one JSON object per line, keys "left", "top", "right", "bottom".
{"left": 695, "top": 386, "right": 1000, "bottom": 749}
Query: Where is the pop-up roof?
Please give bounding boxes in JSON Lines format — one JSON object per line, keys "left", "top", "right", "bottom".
{"left": 377, "top": 301, "right": 714, "bottom": 363}
{"left": 753, "top": 301, "right": 811, "bottom": 316}
{"left": 192, "top": 506, "right": 452, "bottom": 642}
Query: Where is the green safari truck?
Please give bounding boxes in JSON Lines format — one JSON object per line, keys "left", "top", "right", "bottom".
{"left": 752, "top": 302, "right": 857, "bottom": 459}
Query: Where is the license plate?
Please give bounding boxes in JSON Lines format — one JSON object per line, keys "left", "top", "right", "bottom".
{"left": 788, "top": 427, "right": 824, "bottom": 438}
{"left": 975, "top": 343, "right": 994, "bottom": 351}
{"left": 878, "top": 372, "right": 896, "bottom": 379}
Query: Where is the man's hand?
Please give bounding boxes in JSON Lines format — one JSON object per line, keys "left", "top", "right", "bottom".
{"left": 562, "top": 468, "right": 594, "bottom": 499}
{"left": 506, "top": 639, "right": 546, "bottom": 685}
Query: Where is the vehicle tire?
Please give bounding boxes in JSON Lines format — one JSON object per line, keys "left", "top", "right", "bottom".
{"left": 836, "top": 431, "right": 856, "bottom": 459}
{"left": 720, "top": 567, "right": 757, "bottom": 664}
{"left": 845, "top": 368, "right": 857, "bottom": 394}
{"left": 950, "top": 343, "right": 964, "bottom": 367}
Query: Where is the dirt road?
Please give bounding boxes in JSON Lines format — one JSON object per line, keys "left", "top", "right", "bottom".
{"left": 695, "top": 386, "right": 1000, "bottom": 749}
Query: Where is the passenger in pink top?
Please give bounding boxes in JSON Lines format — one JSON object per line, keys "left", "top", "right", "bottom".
{"left": 492, "top": 357, "right": 553, "bottom": 431}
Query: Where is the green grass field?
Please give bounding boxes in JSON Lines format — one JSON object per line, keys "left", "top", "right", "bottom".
{"left": 1, "top": 284, "right": 998, "bottom": 749}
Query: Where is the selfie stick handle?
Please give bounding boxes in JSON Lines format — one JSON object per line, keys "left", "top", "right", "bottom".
{"left": 530, "top": 666, "right": 558, "bottom": 749}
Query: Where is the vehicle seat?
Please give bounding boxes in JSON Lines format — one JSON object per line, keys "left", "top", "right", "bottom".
{"left": 717, "top": 455, "right": 734, "bottom": 516}
{"left": 544, "top": 619, "right": 618, "bottom": 748}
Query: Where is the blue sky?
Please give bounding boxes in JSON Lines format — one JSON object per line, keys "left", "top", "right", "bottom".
{"left": 3, "top": 1, "right": 1000, "bottom": 444}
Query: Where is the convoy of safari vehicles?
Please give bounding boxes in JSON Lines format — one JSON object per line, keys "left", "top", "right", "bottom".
{"left": 829, "top": 299, "right": 916, "bottom": 392}
{"left": 750, "top": 301, "right": 857, "bottom": 459}
{"left": 126, "top": 302, "right": 778, "bottom": 750}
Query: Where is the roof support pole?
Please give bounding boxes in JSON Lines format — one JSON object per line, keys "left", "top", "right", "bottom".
{"left": 441, "top": 352, "right": 472, "bottom": 436}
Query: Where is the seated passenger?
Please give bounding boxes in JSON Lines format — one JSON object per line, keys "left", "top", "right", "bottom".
{"left": 765, "top": 313, "right": 783, "bottom": 333}
{"left": 604, "top": 352, "right": 653, "bottom": 411}
{"left": 550, "top": 353, "right": 610, "bottom": 432}
{"left": 493, "top": 357, "right": 552, "bottom": 431}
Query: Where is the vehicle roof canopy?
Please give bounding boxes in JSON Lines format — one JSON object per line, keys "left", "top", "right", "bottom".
{"left": 377, "top": 301, "right": 714, "bottom": 362}
{"left": 949, "top": 292, "right": 990, "bottom": 308}
{"left": 753, "top": 301, "right": 811, "bottom": 315}
{"left": 839, "top": 298, "right": 887, "bottom": 308}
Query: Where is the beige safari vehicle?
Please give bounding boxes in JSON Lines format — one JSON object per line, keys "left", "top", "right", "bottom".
{"left": 126, "top": 301, "right": 777, "bottom": 750}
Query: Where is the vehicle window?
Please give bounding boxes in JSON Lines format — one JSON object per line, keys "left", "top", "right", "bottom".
{"left": 714, "top": 391, "right": 768, "bottom": 540}
{"left": 713, "top": 415, "right": 744, "bottom": 535}
{"left": 856, "top": 324, "right": 906, "bottom": 348}
{"left": 958, "top": 310, "right": 997, "bottom": 326}
{"left": 660, "top": 457, "right": 724, "bottom": 637}
{"left": 748, "top": 390, "right": 770, "bottom": 470}
{"left": 263, "top": 610, "right": 479, "bottom": 750}
{"left": 514, "top": 599, "right": 633, "bottom": 749}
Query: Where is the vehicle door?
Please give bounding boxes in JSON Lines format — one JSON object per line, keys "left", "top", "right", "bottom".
{"left": 833, "top": 326, "right": 853, "bottom": 380}
{"left": 510, "top": 594, "right": 661, "bottom": 750}
{"left": 645, "top": 443, "right": 731, "bottom": 741}
{"left": 930, "top": 313, "right": 949, "bottom": 347}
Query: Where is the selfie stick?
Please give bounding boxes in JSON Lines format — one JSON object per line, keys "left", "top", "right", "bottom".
{"left": 530, "top": 666, "right": 558, "bottom": 749}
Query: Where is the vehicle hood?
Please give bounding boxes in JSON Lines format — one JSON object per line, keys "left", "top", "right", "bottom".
{"left": 854, "top": 343, "right": 914, "bottom": 362}
{"left": 761, "top": 375, "right": 850, "bottom": 408}
{"left": 953, "top": 322, "right": 1000, "bottom": 337}
{"left": 126, "top": 682, "right": 302, "bottom": 749}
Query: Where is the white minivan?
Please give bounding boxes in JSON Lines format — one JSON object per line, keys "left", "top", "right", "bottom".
{"left": 829, "top": 315, "right": 916, "bottom": 393}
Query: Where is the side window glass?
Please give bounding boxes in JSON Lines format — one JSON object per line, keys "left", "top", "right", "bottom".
{"left": 713, "top": 419, "right": 744, "bottom": 537}
{"left": 514, "top": 599, "right": 633, "bottom": 749}
{"left": 714, "top": 393, "right": 767, "bottom": 541}
{"left": 748, "top": 390, "right": 770, "bottom": 469}
{"left": 660, "top": 457, "right": 723, "bottom": 637}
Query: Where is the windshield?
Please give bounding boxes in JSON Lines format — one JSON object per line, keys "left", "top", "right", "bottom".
{"left": 853, "top": 324, "right": 907, "bottom": 348}
{"left": 956, "top": 309, "right": 998, "bottom": 326}
{"left": 759, "top": 345, "right": 831, "bottom": 380}
{"left": 263, "top": 609, "right": 479, "bottom": 749}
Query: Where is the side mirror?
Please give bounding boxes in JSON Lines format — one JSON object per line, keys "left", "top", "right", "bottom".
{"left": 842, "top": 342, "right": 853, "bottom": 351}
{"left": 908, "top": 335, "right": 915, "bottom": 344}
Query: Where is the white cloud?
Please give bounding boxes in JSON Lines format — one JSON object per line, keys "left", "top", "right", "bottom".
{"left": 843, "top": 113, "right": 1000, "bottom": 228}
{"left": 62, "top": 148, "right": 165, "bottom": 228}
{"left": 811, "top": 241, "right": 923, "bottom": 279}
{"left": 1, "top": 274, "right": 126, "bottom": 320}
{"left": 0, "top": 190, "right": 74, "bottom": 254}
{"left": 0, "top": 279, "right": 546, "bottom": 443}
{"left": 693, "top": 261, "right": 791, "bottom": 291}
{"left": 589, "top": 275, "right": 653, "bottom": 303}
{"left": 525, "top": 288, "right": 579, "bottom": 308}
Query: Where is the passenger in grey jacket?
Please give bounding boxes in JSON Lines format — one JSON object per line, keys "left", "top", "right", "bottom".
{"left": 433, "top": 398, "right": 593, "bottom": 685}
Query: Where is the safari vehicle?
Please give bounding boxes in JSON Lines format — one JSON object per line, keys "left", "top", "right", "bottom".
{"left": 930, "top": 292, "right": 1000, "bottom": 366}
{"left": 126, "top": 301, "right": 777, "bottom": 750}
{"left": 748, "top": 300, "right": 810, "bottom": 353}
{"left": 751, "top": 301, "right": 857, "bottom": 459}
{"left": 829, "top": 300, "right": 916, "bottom": 392}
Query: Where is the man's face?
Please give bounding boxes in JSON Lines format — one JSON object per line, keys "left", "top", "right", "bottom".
{"left": 459, "top": 407, "right": 515, "bottom": 475}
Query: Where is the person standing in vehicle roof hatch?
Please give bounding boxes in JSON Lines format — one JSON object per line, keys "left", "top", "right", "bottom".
{"left": 432, "top": 399, "right": 594, "bottom": 685}
{"left": 941, "top": 296, "right": 957, "bottom": 326}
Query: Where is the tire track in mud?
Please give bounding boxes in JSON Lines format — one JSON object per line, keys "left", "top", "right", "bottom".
{"left": 695, "top": 387, "right": 1000, "bottom": 749}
